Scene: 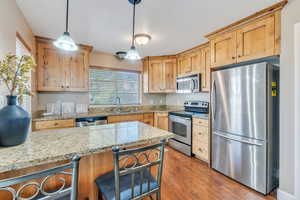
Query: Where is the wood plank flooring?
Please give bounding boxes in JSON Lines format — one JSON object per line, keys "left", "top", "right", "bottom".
{"left": 161, "top": 147, "right": 276, "bottom": 200}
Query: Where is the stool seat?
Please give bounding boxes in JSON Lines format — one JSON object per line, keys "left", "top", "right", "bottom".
{"left": 95, "top": 168, "right": 158, "bottom": 200}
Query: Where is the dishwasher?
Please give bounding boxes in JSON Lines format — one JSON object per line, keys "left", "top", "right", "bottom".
{"left": 75, "top": 116, "right": 108, "bottom": 127}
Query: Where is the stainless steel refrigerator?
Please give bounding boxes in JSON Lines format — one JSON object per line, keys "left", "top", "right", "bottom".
{"left": 211, "top": 60, "right": 279, "bottom": 195}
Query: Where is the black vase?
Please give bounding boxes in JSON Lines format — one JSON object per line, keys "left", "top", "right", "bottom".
{"left": 0, "top": 96, "right": 31, "bottom": 146}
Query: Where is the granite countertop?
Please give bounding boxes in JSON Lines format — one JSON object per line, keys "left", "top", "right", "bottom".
{"left": 0, "top": 122, "right": 174, "bottom": 173}
{"left": 192, "top": 113, "right": 209, "bottom": 119}
{"left": 32, "top": 108, "right": 182, "bottom": 122}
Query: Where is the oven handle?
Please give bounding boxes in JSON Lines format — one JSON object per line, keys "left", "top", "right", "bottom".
{"left": 169, "top": 115, "right": 191, "bottom": 124}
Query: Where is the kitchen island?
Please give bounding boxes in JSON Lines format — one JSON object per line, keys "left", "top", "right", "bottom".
{"left": 0, "top": 121, "right": 173, "bottom": 200}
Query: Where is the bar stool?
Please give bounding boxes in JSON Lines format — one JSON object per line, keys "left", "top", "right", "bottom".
{"left": 0, "top": 155, "right": 80, "bottom": 200}
{"left": 95, "top": 140, "right": 166, "bottom": 200}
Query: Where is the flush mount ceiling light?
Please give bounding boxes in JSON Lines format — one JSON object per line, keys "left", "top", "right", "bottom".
{"left": 125, "top": 0, "right": 141, "bottom": 61}
{"left": 134, "top": 34, "right": 152, "bottom": 46}
{"left": 53, "top": 0, "right": 78, "bottom": 51}
{"left": 115, "top": 51, "right": 127, "bottom": 60}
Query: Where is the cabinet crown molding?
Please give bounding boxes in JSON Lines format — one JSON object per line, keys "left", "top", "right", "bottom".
{"left": 204, "top": 0, "right": 288, "bottom": 39}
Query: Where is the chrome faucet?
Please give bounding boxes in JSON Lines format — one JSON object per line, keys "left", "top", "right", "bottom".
{"left": 116, "top": 96, "right": 121, "bottom": 112}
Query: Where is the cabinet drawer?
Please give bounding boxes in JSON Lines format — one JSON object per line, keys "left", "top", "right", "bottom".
{"left": 143, "top": 113, "right": 154, "bottom": 120}
{"left": 193, "top": 118, "right": 208, "bottom": 127}
{"left": 193, "top": 125, "right": 209, "bottom": 143}
{"left": 193, "top": 142, "right": 209, "bottom": 161}
{"left": 108, "top": 114, "right": 144, "bottom": 123}
{"left": 33, "top": 119, "right": 75, "bottom": 131}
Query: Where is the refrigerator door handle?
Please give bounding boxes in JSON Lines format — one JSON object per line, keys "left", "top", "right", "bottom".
{"left": 212, "top": 80, "right": 217, "bottom": 121}
{"left": 214, "top": 132, "right": 264, "bottom": 146}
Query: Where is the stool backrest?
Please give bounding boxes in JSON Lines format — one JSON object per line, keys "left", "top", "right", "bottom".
{"left": 112, "top": 140, "right": 166, "bottom": 200}
{"left": 0, "top": 155, "right": 80, "bottom": 200}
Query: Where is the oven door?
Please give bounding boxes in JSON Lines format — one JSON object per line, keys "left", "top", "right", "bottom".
{"left": 169, "top": 115, "right": 192, "bottom": 145}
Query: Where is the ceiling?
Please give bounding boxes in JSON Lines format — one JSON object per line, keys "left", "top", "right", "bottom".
{"left": 16, "top": 0, "right": 281, "bottom": 57}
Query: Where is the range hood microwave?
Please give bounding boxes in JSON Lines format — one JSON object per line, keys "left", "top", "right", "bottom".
{"left": 176, "top": 74, "right": 201, "bottom": 93}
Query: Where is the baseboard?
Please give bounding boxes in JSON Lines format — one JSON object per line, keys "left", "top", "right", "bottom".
{"left": 277, "top": 189, "right": 296, "bottom": 200}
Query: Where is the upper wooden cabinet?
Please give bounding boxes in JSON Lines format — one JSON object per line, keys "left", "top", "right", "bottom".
{"left": 143, "top": 56, "right": 177, "bottom": 93}
{"left": 206, "top": 1, "right": 286, "bottom": 68}
{"left": 36, "top": 36, "right": 92, "bottom": 92}
{"left": 177, "top": 43, "right": 211, "bottom": 91}
{"left": 210, "top": 31, "right": 237, "bottom": 67}
{"left": 236, "top": 15, "right": 275, "bottom": 62}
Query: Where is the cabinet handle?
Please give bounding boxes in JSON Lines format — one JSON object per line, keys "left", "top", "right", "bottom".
{"left": 198, "top": 132, "right": 202, "bottom": 136}
{"left": 61, "top": 86, "right": 64, "bottom": 88}
{"left": 238, "top": 55, "right": 241, "bottom": 58}
{"left": 66, "top": 86, "right": 70, "bottom": 88}
{"left": 232, "top": 56, "right": 236, "bottom": 59}
{"left": 54, "top": 123, "right": 59, "bottom": 126}
{"left": 198, "top": 148, "right": 203, "bottom": 152}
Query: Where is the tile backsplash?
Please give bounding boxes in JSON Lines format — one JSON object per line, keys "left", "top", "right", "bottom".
{"left": 166, "top": 92, "right": 210, "bottom": 106}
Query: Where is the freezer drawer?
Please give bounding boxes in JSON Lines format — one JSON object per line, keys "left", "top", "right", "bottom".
{"left": 212, "top": 132, "right": 268, "bottom": 194}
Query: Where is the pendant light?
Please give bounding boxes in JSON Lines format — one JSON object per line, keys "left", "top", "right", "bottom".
{"left": 53, "top": 0, "right": 78, "bottom": 51}
{"left": 125, "top": 0, "right": 141, "bottom": 60}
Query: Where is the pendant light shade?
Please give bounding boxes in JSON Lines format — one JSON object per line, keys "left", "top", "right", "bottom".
{"left": 126, "top": 0, "right": 141, "bottom": 60}
{"left": 125, "top": 46, "right": 141, "bottom": 60}
{"left": 53, "top": 0, "right": 78, "bottom": 51}
{"left": 54, "top": 32, "right": 78, "bottom": 51}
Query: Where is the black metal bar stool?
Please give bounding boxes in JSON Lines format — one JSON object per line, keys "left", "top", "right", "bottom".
{"left": 0, "top": 155, "right": 80, "bottom": 200}
{"left": 95, "top": 140, "right": 166, "bottom": 200}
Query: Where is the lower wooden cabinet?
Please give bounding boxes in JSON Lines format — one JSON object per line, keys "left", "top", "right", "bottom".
{"left": 33, "top": 119, "right": 75, "bottom": 131}
{"left": 192, "top": 118, "right": 209, "bottom": 162}
{"left": 143, "top": 113, "right": 154, "bottom": 126}
{"left": 107, "top": 113, "right": 154, "bottom": 126}
{"left": 107, "top": 114, "right": 144, "bottom": 123}
{"left": 154, "top": 112, "right": 169, "bottom": 131}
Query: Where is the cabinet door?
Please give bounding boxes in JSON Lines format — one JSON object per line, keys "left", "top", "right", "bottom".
{"left": 154, "top": 113, "right": 169, "bottom": 131}
{"left": 236, "top": 15, "right": 275, "bottom": 62}
{"left": 182, "top": 56, "right": 192, "bottom": 75}
{"left": 142, "top": 59, "right": 149, "bottom": 93}
{"left": 37, "top": 43, "right": 66, "bottom": 91}
{"left": 65, "top": 51, "right": 89, "bottom": 92}
{"left": 163, "top": 59, "right": 177, "bottom": 92}
{"left": 210, "top": 31, "right": 237, "bottom": 68}
{"left": 190, "top": 50, "right": 202, "bottom": 74}
{"left": 149, "top": 60, "right": 164, "bottom": 92}
{"left": 201, "top": 47, "right": 211, "bottom": 92}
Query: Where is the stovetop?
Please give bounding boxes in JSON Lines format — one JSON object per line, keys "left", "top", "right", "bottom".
{"left": 169, "top": 111, "right": 209, "bottom": 119}
{"left": 169, "top": 100, "right": 209, "bottom": 119}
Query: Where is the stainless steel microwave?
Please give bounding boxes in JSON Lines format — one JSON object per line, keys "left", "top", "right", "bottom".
{"left": 176, "top": 74, "right": 201, "bottom": 93}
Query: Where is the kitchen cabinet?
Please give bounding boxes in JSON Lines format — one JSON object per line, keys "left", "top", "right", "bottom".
{"left": 107, "top": 114, "right": 144, "bottom": 123}
{"left": 236, "top": 15, "right": 275, "bottom": 62}
{"left": 36, "top": 36, "right": 92, "bottom": 92}
{"left": 201, "top": 47, "right": 211, "bottom": 92}
{"left": 192, "top": 118, "right": 209, "bottom": 162}
{"left": 207, "top": 10, "right": 282, "bottom": 68}
{"left": 154, "top": 112, "right": 169, "bottom": 131}
{"left": 210, "top": 31, "right": 237, "bottom": 68}
{"left": 177, "top": 43, "right": 211, "bottom": 91}
{"left": 143, "top": 56, "right": 177, "bottom": 93}
{"left": 143, "top": 113, "right": 154, "bottom": 126}
{"left": 32, "top": 119, "right": 75, "bottom": 131}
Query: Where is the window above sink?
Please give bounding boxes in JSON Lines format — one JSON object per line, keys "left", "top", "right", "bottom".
{"left": 89, "top": 68, "right": 141, "bottom": 105}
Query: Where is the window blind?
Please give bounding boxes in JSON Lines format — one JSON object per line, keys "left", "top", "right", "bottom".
{"left": 89, "top": 69, "right": 140, "bottom": 105}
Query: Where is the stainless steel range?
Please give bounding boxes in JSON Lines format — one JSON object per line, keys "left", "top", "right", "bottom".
{"left": 169, "top": 101, "right": 209, "bottom": 156}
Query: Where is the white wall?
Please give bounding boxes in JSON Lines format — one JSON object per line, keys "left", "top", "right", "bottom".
{"left": 279, "top": 0, "right": 300, "bottom": 199}
{"left": 294, "top": 23, "right": 300, "bottom": 200}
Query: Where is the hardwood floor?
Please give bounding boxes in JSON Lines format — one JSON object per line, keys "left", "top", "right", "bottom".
{"left": 161, "top": 147, "right": 276, "bottom": 200}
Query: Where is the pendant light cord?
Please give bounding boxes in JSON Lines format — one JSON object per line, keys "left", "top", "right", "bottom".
{"left": 131, "top": 0, "right": 136, "bottom": 47}
{"left": 66, "top": 0, "right": 69, "bottom": 33}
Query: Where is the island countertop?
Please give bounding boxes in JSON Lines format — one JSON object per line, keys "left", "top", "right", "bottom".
{"left": 0, "top": 122, "right": 173, "bottom": 173}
